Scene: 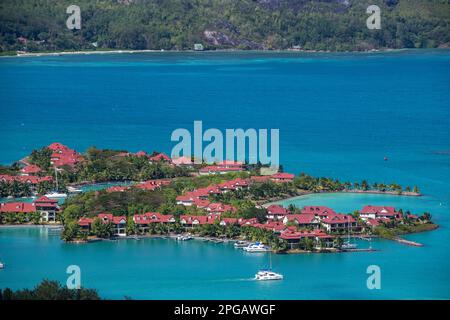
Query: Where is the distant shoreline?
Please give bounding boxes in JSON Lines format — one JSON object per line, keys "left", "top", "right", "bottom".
{"left": 0, "top": 47, "right": 425, "bottom": 58}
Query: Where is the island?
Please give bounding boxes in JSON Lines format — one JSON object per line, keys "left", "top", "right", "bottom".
{"left": 0, "top": 142, "right": 437, "bottom": 253}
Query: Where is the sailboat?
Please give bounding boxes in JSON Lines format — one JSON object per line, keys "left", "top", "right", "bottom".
{"left": 341, "top": 216, "right": 357, "bottom": 250}
{"left": 45, "top": 167, "right": 67, "bottom": 199}
{"left": 254, "top": 251, "right": 283, "bottom": 281}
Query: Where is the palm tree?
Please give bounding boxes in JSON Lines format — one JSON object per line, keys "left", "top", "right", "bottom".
{"left": 361, "top": 180, "right": 369, "bottom": 191}
{"left": 333, "top": 237, "right": 344, "bottom": 249}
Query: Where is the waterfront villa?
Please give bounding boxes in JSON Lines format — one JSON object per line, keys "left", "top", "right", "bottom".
{"left": 179, "top": 214, "right": 221, "bottom": 228}
{"left": 77, "top": 213, "right": 127, "bottom": 237}
{"left": 320, "top": 214, "right": 357, "bottom": 233}
{"left": 34, "top": 196, "right": 58, "bottom": 222}
{"left": 283, "top": 214, "right": 320, "bottom": 229}
{"left": 0, "top": 196, "right": 59, "bottom": 222}
{"left": 301, "top": 206, "right": 337, "bottom": 219}
{"left": 266, "top": 205, "right": 291, "bottom": 220}
{"left": 133, "top": 212, "right": 175, "bottom": 233}
{"left": 280, "top": 229, "right": 334, "bottom": 249}
{"left": 360, "top": 205, "right": 401, "bottom": 220}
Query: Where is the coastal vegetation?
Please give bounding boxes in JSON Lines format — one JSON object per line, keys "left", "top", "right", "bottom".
{"left": 1, "top": 0, "right": 449, "bottom": 54}
{"left": 0, "top": 280, "right": 100, "bottom": 300}
{"left": 373, "top": 216, "right": 438, "bottom": 239}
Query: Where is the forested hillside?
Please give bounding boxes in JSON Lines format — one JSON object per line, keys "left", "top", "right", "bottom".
{"left": 0, "top": 0, "right": 449, "bottom": 53}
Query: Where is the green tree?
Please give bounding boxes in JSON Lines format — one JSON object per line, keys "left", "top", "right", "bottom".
{"left": 61, "top": 220, "right": 80, "bottom": 241}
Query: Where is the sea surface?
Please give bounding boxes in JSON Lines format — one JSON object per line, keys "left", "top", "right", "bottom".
{"left": 0, "top": 50, "right": 449, "bottom": 299}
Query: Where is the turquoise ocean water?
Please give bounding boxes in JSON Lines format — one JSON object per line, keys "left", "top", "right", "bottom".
{"left": 0, "top": 50, "right": 449, "bottom": 299}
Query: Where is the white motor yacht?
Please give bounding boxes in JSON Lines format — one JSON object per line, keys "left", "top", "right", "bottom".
{"left": 255, "top": 270, "right": 283, "bottom": 281}
{"left": 44, "top": 191, "right": 68, "bottom": 199}
{"left": 243, "top": 242, "right": 269, "bottom": 252}
{"left": 234, "top": 241, "right": 248, "bottom": 248}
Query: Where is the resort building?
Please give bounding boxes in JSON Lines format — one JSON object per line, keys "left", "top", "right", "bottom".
{"left": 206, "top": 203, "right": 236, "bottom": 215}
{"left": 360, "top": 205, "right": 400, "bottom": 220}
{"left": 282, "top": 214, "right": 320, "bottom": 229}
{"left": 280, "top": 229, "right": 334, "bottom": 249}
{"left": 20, "top": 164, "right": 41, "bottom": 176}
{"left": 266, "top": 205, "right": 291, "bottom": 220}
{"left": 300, "top": 206, "right": 337, "bottom": 219}
{"left": 0, "top": 196, "right": 59, "bottom": 223}
{"left": 179, "top": 214, "right": 220, "bottom": 228}
{"left": 133, "top": 212, "right": 175, "bottom": 233}
{"left": 134, "top": 179, "right": 171, "bottom": 191}
{"left": 77, "top": 213, "right": 127, "bottom": 237}
{"left": 320, "top": 214, "right": 357, "bottom": 233}
{"left": 270, "top": 173, "right": 295, "bottom": 183}
{"left": 176, "top": 195, "right": 197, "bottom": 206}
{"left": 34, "top": 196, "right": 58, "bottom": 222}
{"left": 48, "top": 142, "right": 83, "bottom": 167}
{"left": 99, "top": 213, "right": 127, "bottom": 237}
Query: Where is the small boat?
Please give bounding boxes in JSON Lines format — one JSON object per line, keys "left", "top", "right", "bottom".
{"left": 255, "top": 270, "right": 283, "bottom": 281}
{"left": 341, "top": 242, "right": 358, "bottom": 249}
{"left": 234, "top": 241, "right": 248, "bottom": 248}
{"left": 67, "top": 186, "right": 83, "bottom": 193}
{"left": 0, "top": 262, "right": 4, "bottom": 269}
{"left": 243, "top": 242, "right": 270, "bottom": 252}
{"left": 384, "top": 156, "right": 388, "bottom": 161}
{"left": 342, "top": 218, "right": 357, "bottom": 250}
{"left": 45, "top": 167, "right": 67, "bottom": 198}
{"left": 176, "top": 235, "right": 192, "bottom": 241}
{"left": 44, "top": 191, "right": 68, "bottom": 199}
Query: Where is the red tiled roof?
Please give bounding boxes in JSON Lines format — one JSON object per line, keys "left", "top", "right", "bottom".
{"left": 199, "top": 166, "right": 243, "bottom": 173}
{"left": 48, "top": 143, "right": 83, "bottom": 167}
{"left": 216, "top": 160, "right": 244, "bottom": 167}
{"left": 361, "top": 205, "right": 396, "bottom": 215}
{"left": 250, "top": 175, "right": 272, "bottom": 182}
{"left": 301, "top": 206, "right": 337, "bottom": 216}
{"left": 284, "top": 214, "right": 316, "bottom": 224}
{"left": 135, "top": 151, "right": 147, "bottom": 157}
{"left": 78, "top": 217, "right": 93, "bottom": 226}
{"left": 271, "top": 173, "right": 295, "bottom": 180}
{"left": 321, "top": 214, "right": 356, "bottom": 224}
{"left": 149, "top": 153, "right": 171, "bottom": 162}
{"left": 267, "top": 205, "right": 290, "bottom": 215}
{"left": 0, "top": 175, "right": 53, "bottom": 185}
{"left": 172, "top": 156, "right": 193, "bottom": 165}
{"left": 35, "top": 196, "right": 58, "bottom": 203}
{"left": 0, "top": 202, "right": 36, "bottom": 213}
{"left": 280, "top": 230, "right": 315, "bottom": 240}
{"left": 106, "top": 185, "right": 129, "bottom": 193}
{"left": 207, "top": 202, "right": 236, "bottom": 213}
{"left": 21, "top": 165, "right": 41, "bottom": 174}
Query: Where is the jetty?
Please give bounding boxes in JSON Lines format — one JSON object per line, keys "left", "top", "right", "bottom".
{"left": 393, "top": 237, "right": 424, "bottom": 247}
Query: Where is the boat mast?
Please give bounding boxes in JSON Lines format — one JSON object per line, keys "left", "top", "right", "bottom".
{"left": 54, "top": 166, "right": 59, "bottom": 191}
{"left": 269, "top": 251, "right": 272, "bottom": 270}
